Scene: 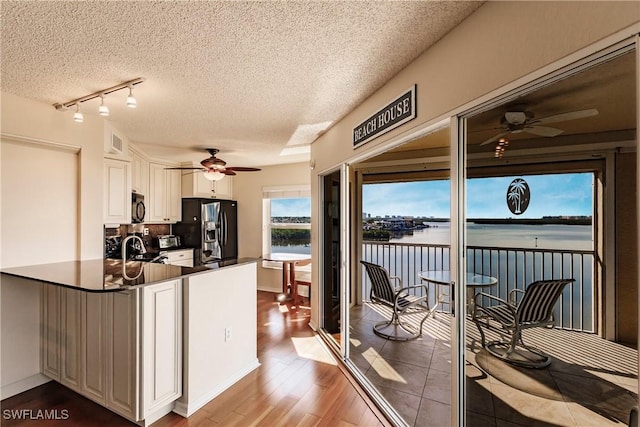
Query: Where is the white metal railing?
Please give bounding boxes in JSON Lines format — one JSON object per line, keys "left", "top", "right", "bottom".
{"left": 361, "top": 241, "right": 595, "bottom": 332}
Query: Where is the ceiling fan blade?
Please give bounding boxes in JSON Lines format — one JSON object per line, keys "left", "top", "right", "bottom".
{"left": 225, "top": 166, "right": 262, "bottom": 172}
{"left": 222, "top": 170, "right": 237, "bottom": 176}
{"left": 479, "top": 131, "right": 510, "bottom": 146}
{"left": 534, "top": 108, "right": 599, "bottom": 125}
{"left": 525, "top": 125, "right": 564, "bottom": 137}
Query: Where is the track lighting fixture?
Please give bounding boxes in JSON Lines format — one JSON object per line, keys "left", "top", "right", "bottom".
{"left": 53, "top": 77, "right": 144, "bottom": 122}
{"left": 126, "top": 86, "right": 137, "bottom": 108}
{"left": 98, "top": 95, "right": 109, "bottom": 116}
{"left": 73, "top": 103, "right": 83, "bottom": 123}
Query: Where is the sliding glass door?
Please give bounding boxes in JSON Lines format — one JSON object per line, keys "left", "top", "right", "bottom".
{"left": 320, "top": 169, "right": 343, "bottom": 346}
{"left": 460, "top": 43, "right": 638, "bottom": 427}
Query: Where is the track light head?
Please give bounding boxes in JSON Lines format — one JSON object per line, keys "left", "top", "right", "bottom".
{"left": 98, "top": 95, "right": 109, "bottom": 116}
{"left": 73, "top": 104, "right": 83, "bottom": 123}
{"left": 126, "top": 86, "right": 137, "bottom": 108}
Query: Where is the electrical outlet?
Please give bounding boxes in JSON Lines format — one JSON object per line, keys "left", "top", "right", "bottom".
{"left": 143, "top": 228, "right": 149, "bottom": 236}
{"left": 225, "top": 327, "right": 232, "bottom": 342}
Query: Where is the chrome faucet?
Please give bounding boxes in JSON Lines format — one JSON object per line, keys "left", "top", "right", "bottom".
{"left": 122, "top": 235, "right": 146, "bottom": 262}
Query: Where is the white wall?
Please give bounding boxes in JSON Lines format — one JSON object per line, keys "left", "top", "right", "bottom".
{"left": 309, "top": 1, "right": 640, "bottom": 327}
{"left": 1, "top": 140, "right": 79, "bottom": 267}
{"left": 1, "top": 92, "right": 105, "bottom": 260}
{"left": 177, "top": 263, "right": 259, "bottom": 416}
{"left": 232, "top": 162, "right": 310, "bottom": 292}
{"left": 0, "top": 91, "right": 106, "bottom": 397}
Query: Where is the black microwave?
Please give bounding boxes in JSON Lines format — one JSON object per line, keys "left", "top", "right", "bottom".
{"left": 131, "top": 193, "right": 145, "bottom": 223}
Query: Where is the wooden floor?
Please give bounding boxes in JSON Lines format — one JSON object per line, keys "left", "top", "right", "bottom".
{"left": 1, "top": 291, "right": 388, "bottom": 427}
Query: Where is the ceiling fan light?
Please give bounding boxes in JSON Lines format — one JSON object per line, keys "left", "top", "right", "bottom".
{"left": 203, "top": 170, "right": 225, "bottom": 181}
{"left": 126, "top": 86, "right": 137, "bottom": 108}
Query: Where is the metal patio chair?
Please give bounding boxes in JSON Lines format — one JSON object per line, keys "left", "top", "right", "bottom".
{"left": 472, "top": 278, "right": 574, "bottom": 368}
{"left": 361, "top": 260, "right": 432, "bottom": 341}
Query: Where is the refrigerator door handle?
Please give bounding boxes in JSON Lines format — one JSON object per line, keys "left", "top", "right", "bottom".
{"left": 223, "top": 211, "right": 228, "bottom": 245}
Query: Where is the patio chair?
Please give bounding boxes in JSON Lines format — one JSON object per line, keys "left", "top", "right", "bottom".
{"left": 472, "top": 278, "right": 574, "bottom": 368}
{"left": 360, "top": 260, "right": 431, "bottom": 341}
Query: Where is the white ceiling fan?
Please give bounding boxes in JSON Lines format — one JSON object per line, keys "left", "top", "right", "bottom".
{"left": 479, "top": 107, "right": 599, "bottom": 146}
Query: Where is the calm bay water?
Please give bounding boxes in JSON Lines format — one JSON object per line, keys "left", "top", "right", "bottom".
{"left": 272, "top": 244, "right": 311, "bottom": 255}
{"left": 391, "top": 221, "right": 593, "bottom": 251}
{"left": 370, "top": 221, "right": 595, "bottom": 331}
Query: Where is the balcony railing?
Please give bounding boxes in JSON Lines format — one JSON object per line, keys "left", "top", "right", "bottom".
{"left": 361, "top": 241, "right": 595, "bottom": 332}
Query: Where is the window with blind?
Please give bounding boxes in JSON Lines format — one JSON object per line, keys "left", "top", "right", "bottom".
{"left": 262, "top": 186, "right": 311, "bottom": 256}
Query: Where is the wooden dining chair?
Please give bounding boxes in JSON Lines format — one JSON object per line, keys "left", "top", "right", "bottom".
{"left": 360, "top": 260, "right": 431, "bottom": 341}
{"left": 293, "top": 259, "right": 311, "bottom": 306}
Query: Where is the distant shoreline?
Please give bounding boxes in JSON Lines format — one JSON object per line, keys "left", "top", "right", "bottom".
{"left": 417, "top": 217, "right": 592, "bottom": 225}
{"left": 468, "top": 218, "right": 591, "bottom": 226}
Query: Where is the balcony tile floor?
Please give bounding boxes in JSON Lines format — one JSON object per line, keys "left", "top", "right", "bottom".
{"left": 350, "top": 303, "right": 638, "bottom": 427}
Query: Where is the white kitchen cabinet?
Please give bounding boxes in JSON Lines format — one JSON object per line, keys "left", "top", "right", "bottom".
{"left": 161, "top": 248, "right": 194, "bottom": 267}
{"left": 149, "top": 162, "right": 182, "bottom": 223}
{"left": 106, "top": 290, "right": 139, "bottom": 420}
{"left": 60, "top": 288, "right": 82, "bottom": 392}
{"left": 41, "top": 281, "right": 181, "bottom": 424}
{"left": 41, "top": 285, "right": 61, "bottom": 381}
{"left": 81, "top": 292, "right": 107, "bottom": 403}
{"left": 182, "top": 169, "right": 233, "bottom": 200}
{"left": 142, "top": 280, "right": 182, "bottom": 419}
{"left": 129, "top": 147, "right": 149, "bottom": 197}
{"left": 104, "top": 158, "right": 132, "bottom": 224}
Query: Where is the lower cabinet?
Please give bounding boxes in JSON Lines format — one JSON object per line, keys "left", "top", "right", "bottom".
{"left": 40, "top": 280, "right": 182, "bottom": 424}
{"left": 142, "top": 280, "right": 182, "bottom": 416}
{"left": 82, "top": 291, "right": 107, "bottom": 403}
{"left": 41, "top": 285, "right": 61, "bottom": 380}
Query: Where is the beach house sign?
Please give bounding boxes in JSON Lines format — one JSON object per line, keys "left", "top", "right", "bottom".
{"left": 353, "top": 85, "right": 416, "bottom": 148}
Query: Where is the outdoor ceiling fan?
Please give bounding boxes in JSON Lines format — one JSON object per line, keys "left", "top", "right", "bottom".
{"left": 166, "top": 148, "right": 261, "bottom": 181}
{"left": 479, "top": 107, "right": 599, "bottom": 146}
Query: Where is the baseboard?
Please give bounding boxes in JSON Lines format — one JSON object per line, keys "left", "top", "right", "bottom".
{"left": 1, "top": 374, "right": 51, "bottom": 399}
{"left": 173, "top": 359, "right": 260, "bottom": 418}
{"left": 257, "top": 285, "right": 279, "bottom": 293}
{"left": 139, "top": 402, "right": 176, "bottom": 426}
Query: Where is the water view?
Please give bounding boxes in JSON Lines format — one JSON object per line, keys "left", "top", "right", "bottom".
{"left": 390, "top": 221, "right": 592, "bottom": 251}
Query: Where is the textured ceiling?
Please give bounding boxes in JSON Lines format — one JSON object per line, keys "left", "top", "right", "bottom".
{"left": 1, "top": 1, "right": 482, "bottom": 167}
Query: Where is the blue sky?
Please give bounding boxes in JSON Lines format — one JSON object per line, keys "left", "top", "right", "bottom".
{"left": 270, "top": 173, "right": 594, "bottom": 218}
{"left": 271, "top": 197, "right": 311, "bottom": 217}
{"left": 363, "top": 173, "right": 593, "bottom": 218}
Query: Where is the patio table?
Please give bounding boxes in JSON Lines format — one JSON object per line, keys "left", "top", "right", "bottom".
{"left": 418, "top": 270, "right": 498, "bottom": 314}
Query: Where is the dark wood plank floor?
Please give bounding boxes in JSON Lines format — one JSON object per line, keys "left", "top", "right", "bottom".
{"left": 1, "top": 291, "right": 388, "bottom": 427}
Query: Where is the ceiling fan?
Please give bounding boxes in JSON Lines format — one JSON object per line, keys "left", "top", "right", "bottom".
{"left": 479, "top": 107, "right": 599, "bottom": 146}
{"left": 166, "top": 148, "right": 261, "bottom": 181}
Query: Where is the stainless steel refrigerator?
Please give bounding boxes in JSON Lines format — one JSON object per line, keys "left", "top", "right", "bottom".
{"left": 173, "top": 198, "right": 238, "bottom": 264}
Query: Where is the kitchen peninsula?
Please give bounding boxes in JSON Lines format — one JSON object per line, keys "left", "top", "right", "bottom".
{"left": 1, "top": 257, "right": 259, "bottom": 425}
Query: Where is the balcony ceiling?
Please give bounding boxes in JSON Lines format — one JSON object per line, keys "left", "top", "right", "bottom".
{"left": 1, "top": 1, "right": 482, "bottom": 168}
{"left": 365, "top": 49, "right": 636, "bottom": 164}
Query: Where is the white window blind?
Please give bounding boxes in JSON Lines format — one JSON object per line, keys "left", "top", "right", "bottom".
{"left": 262, "top": 185, "right": 310, "bottom": 199}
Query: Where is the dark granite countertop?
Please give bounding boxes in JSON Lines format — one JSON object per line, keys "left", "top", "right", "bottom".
{"left": 0, "top": 258, "right": 260, "bottom": 292}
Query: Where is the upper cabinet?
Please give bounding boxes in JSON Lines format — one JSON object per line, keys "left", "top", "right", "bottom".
{"left": 148, "top": 163, "right": 182, "bottom": 223}
{"left": 129, "top": 146, "right": 149, "bottom": 196}
{"left": 182, "top": 167, "right": 233, "bottom": 200}
{"left": 104, "top": 158, "right": 132, "bottom": 224}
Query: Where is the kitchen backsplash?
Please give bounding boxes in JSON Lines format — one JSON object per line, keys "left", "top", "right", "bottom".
{"left": 105, "top": 223, "right": 171, "bottom": 251}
